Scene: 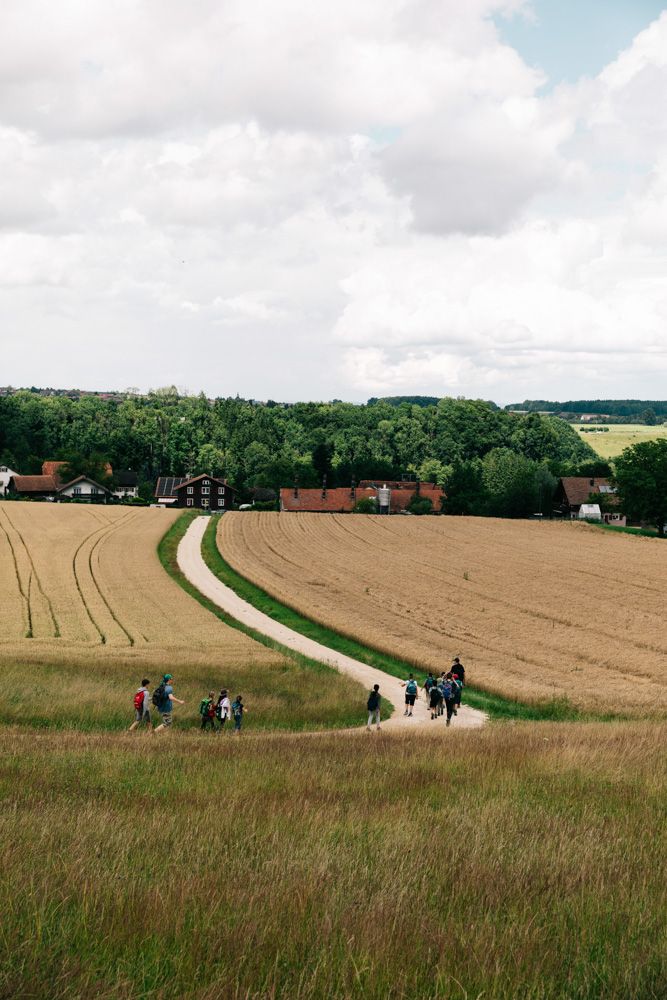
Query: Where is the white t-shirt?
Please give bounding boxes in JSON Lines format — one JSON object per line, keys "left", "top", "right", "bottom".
{"left": 219, "top": 696, "right": 231, "bottom": 719}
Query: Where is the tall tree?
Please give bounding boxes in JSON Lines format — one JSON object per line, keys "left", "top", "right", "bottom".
{"left": 613, "top": 440, "right": 667, "bottom": 536}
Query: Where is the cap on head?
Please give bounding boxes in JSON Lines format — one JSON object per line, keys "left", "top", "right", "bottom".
{"left": 163, "top": 673, "right": 173, "bottom": 681}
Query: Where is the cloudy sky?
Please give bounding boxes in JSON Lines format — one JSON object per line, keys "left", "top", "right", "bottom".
{"left": 2, "top": 0, "right": 667, "bottom": 403}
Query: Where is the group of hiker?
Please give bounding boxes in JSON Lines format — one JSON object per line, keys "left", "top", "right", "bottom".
{"left": 366, "top": 657, "right": 465, "bottom": 731}
{"left": 128, "top": 675, "right": 246, "bottom": 734}
{"left": 129, "top": 656, "right": 466, "bottom": 735}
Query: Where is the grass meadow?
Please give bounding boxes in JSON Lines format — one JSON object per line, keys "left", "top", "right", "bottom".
{"left": 2, "top": 722, "right": 667, "bottom": 1000}
{"left": 573, "top": 422, "right": 667, "bottom": 459}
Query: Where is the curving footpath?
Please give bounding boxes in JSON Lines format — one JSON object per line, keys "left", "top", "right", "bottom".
{"left": 177, "top": 517, "right": 487, "bottom": 733}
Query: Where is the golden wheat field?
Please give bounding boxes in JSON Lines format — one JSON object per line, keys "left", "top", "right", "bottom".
{"left": 218, "top": 512, "right": 667, "bottom": 714}
{"left": 0, "top": 502, "right": 274, "bottom": 668}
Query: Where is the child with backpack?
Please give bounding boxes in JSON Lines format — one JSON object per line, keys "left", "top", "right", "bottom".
{"left": 423, "top": 673, "right": 436, "bottom": 703}
{"left": 443, "top": 672, "right": 456, "bottom": 726}
{"left": 199, "top": 691, "right": 217, "bottom": 731}
{"left": 451, "top": 673, "right": 463, "bottom": 716}
{"left": 429, "top": 681, "right": 443, "bottom": 720}
{"left": 216, "top": 688, "right": 231, "bottom": 730}
{"left": 401, "top": 674, "right": 418, "bottom": 716}
{"left": 366, "top": 684, "right": 381, "bottom": 731}
{"left": 128, "top": 679, "right": 152, "bottom": 732}
{"left": 231, "top": 695, "right": 246, "bottom": 734}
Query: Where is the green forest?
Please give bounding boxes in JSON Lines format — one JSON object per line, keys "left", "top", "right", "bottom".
{"left": 0, "top": 390, "right": 598, "bottom": 515}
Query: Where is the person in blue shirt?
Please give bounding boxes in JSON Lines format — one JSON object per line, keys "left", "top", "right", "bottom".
{"left": 154, "top": 673, "right": 185, "bottom": 733}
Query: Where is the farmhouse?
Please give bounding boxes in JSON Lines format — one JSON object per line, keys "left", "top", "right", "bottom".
{"left": 280, "top": 480, "right": 445, "bottom": 513}
{"left": 555, "top": 477, "right": 620, "bottom": 518}
{"left": 0, "top": 465, "right": 19, "bottom": 496}
{"left": 112, "top": 470, "right": 139, "bottom": 499}
{"left": 155, "top": 474, "right": 238, "bottom": 510}
{"left": 56, "top": 475, "right": 111, "bottom": 503}
{"left": 7, "top": 474, "right": 58, "bottom": 499}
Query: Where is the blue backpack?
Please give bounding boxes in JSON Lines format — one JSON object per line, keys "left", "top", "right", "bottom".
{"left": 406, "top": 679, "right": 418, "bottom": 696}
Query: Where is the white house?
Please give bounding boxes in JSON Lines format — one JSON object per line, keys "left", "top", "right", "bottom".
{"left": 57, "top": 475, "right": 111, "bottom": 503}
{"left": 0, "top": 465, "right": 19, "bottom": 496}
{"left": 113, "top": 470, "right": 139, "bottom": 500}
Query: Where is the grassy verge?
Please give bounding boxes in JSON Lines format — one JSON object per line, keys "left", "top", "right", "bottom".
{"left": 202, "top": 519, "right": 600, "bottom": 722}
{"left": 585, "top": 520, "right": 664, "bottom": 540}
{"left": 2, "top": 723, "right": 666, "bottom": 999}
{"left": 157, "top": 512, "right": 385, "bottom": 728}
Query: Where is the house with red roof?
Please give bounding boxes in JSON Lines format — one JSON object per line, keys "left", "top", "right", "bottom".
{"left": 280, "top": 481, "right": 445, "bottom": 514}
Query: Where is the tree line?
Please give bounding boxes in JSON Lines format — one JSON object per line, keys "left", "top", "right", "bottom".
{"left": 0, "top": 389, "right": 598, "bottom": 515}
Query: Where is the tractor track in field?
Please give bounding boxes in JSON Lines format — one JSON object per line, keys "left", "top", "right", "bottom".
{"left": 0, "top": 510, "right": 32, "bottom": 637}
{"left": 72, "top": 512, "right": 136, "bottom": 645}
{"left": 1, "top": 508, "right": 60, "bottom": 638}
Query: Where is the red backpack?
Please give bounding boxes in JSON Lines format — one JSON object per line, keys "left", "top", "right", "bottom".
{"left": 133, "top": 689, "right": 145, "bottom": 712}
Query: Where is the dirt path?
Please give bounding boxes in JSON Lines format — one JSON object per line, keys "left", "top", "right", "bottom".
{"left": 177, "top": 517, "right": 487, "bottom": 732}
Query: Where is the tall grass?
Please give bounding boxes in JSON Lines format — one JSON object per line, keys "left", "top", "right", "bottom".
{"left": 1, "top": 722, "right": 666, "bottom": 999}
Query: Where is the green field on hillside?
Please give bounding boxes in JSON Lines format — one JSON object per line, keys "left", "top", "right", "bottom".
{"left": 574, "top": 422, "right": 667, "bottom": 459}
{"left": 2, "top": 724, "right": 666, "bottom": 1000}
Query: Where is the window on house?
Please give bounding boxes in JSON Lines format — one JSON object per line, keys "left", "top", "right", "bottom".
{"left": 186, "top": 498, "right": 193, "bottom": 507}
{"left": 73, "top": 487, "right": 81, "bottom": 496}
{"left": 201, "top": 498, "right": 209, "bottom": 508}
{"left": 218, "top": 499, "right": 224, "bottom": 507}
{"left": 201, "top": 486, "right": 210, "bottom": 495}
{"left": 203, "top": 480, "right": 210, "bottom": 485}
{"left": 218, "top": 487, "right": 224, "bottom": 494}
{"left": 187, "top": 486, "right": 194, "bottom": 494}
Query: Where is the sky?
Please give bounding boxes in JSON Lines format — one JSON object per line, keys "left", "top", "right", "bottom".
{"left": 2, "top": 1, "right": 667, "bottom": 404}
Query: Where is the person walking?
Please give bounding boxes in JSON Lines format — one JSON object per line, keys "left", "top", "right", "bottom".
{"left": 423, "top": 672, "right": 436, "bottom": 704}
{"left": 366, "top": 684, "right": 381, "bottom": 731}
{"left": 231, "top": 695, "right": 246, "bottom": 734}
{"left": 199, "top": 691, "right": 217, "bottom": 732}
{"left": 451, "top": 673, "right": 463, "bottom": 716}
{"left": 216, "top": 688, "right": 231, "bottom": 730}
{"left": 153, "top": 674, "right": 185, "bottom": 732}
{"left": 129, "top": 678, "right": 152, "bottom": 732}
{"left": 452, "top": 657, "right": 465, "bottom": 686}
{"left": 443, "top": 672, "right": 456, "bottom": 726}
{"left": 401, "top": 674, "right": 419, "bottom": 716}
{"left": 436, "top": 677, "right": 446, "bottom": 716}
{"left": 429, "top": 680, "right": 443, "bottom": 720}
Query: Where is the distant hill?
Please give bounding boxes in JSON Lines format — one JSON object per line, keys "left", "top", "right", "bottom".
{"left": 506, "top": 400, "right": 667, "bottom": 418}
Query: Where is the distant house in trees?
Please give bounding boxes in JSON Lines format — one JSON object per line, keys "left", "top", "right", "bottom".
{"left": 57, "top": 475, "right": 112, "bottom": 503}
{"left": 0, "top": 465, "right": 19, "bottom": 496}
{"left": 154, "top": 474, "right": 238, "bottom": 510}
{"left": 555, "top": 477, "right": 620, "bottom": 518}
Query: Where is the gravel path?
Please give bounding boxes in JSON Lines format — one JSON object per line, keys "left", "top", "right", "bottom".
{"left": 177, "top": 517, "right": 487, "bottom": 733}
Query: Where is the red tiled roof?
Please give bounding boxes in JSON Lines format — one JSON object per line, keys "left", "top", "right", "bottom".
{"left": 41, "top": 461, "right": 66, "bottom": 479}
{"left": 280, "top": 483, "right": 445, "bottom": 513}
{"left": 10, "top": 475, "right": 57, "bottom": 493}
{"left": 41, "top": 460, "right": 112, "bottom": 484}
{"left": 280, "top": 487, "right": 375, "bottom": 513}
{"left": 558, "top": 477, "right": 615, "bottom": 507}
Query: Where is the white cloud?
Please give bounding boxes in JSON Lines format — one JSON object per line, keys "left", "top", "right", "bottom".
{"left": 1, "top": 1, "right": 667, "bottom": 401}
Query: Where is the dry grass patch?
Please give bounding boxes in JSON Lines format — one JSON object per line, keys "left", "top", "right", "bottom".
{"left": 1, "top": 723, "right": 666, "bottom": 999}
{"left": 218, "top": 512, "right": 667, "bottom": 714}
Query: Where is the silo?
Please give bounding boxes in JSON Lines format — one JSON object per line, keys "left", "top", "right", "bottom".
{"left": 377, "top": 484, "right": 391, "bottom": 514}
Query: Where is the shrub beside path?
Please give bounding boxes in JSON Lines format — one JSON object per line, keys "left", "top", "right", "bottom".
{"left": 178, "top": 517, "right": 487, "bottom": 732}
